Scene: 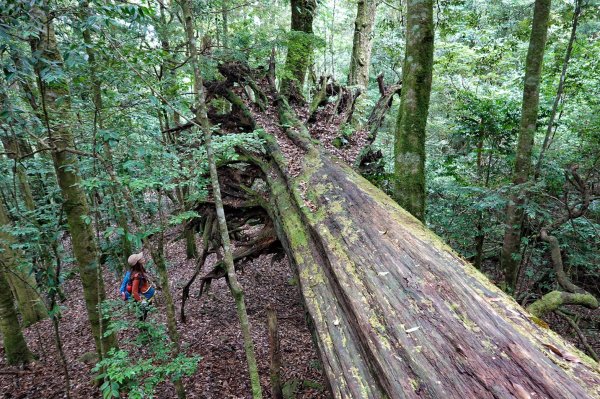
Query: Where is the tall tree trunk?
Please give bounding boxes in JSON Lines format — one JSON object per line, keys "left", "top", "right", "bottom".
{"left": 0, "top": 199, "right": 47, "bottom": 327}
{"left": 473, "top": 129, "right": 486, "bottom": 270}
{"left": 348, "top": 0, "right": 378, "bottom": 88}
{"left": 281, "top": 0, "right": 317, "bottom": 100}
{"left": 180, "top": 1, "right": 263, "bottom": 396}
{"left": 29, "top": 6, "right": 116, "bottom": 359}
{"left": 0, "top": 265, "right": 33, "bottom": 365}
{"left": 500, "top": 0, "right": 551, "bottom": 294}
{"left": 392, "top": 0, "right": 434, "bottom": 222}
{"left": 151, "top": 197, "right": 186, "bottom": 398}
{"left": 535, "top": 0, "right": 581, "bottom": 177}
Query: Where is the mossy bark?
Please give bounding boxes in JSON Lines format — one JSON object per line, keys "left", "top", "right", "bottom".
{"left": 30, "top": 6, "right": 116, "bottom": 359}
{"left": 501, "top": 0, "right": 551, "bottom": 293}
{"left": 281, "top": 0, "right": 317, "bottom": 99}
{"left": 0, "top": 201, "right": 47, "bottom": 327}
{"left": 348, "top": 0, "right": 378, "bottom": 88}
{"left": 527, "top": 291, "right": 598, "bottom": 318}
{"left": 0, "top": 266, "right": 33, "bottom": 365}
{"left": 392, "top": 0, "right": 434, "bottom": 222}
{"left": 258, "top": 94, "right": 600, "bottom": 398}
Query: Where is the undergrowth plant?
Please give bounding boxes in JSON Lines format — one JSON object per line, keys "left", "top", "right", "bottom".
{"left": 93, "top": 300, "right": 200, "bottom": 399}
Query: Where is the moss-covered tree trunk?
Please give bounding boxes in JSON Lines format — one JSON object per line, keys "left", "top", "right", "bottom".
{"left": 348, "top": 0, "right": 378, "bottom": 88}
{"left": 0, "top": 200, "right": 47, "bottom": 327}
{"left": 0, "top": 265, "right": 33, "bottom": 365}
{"left": 30, "top": 6, "right": 116, "bottom": 359}
{"left": 256, "top": 96, "right": 600, "bottom": 398}
{"left": 281, "top": 0, "right": 317, "bottom": 99}
{"left": 392, "top": 0, "right": 434, "bottom": 222}
{"left": 500, "top": 0, "right": 551, "bottom": 293}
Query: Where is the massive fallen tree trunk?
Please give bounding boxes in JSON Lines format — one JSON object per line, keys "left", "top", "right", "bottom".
{"left": 197, "top": 67, "right": 600, "bottom": 398}
{"left": 258, "top": 108, "right": 599, "bottom": 398}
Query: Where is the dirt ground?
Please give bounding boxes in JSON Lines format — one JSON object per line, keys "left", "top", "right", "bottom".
{"left": 0, "top": 228, "right": 329, "bottom": 399}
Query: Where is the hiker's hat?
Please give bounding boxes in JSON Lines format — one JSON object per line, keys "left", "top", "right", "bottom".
{"left": 128, "top": 252, "right": 144, "bottom": 266}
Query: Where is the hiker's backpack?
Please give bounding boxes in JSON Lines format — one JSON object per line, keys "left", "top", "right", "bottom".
{"left": 119, "top": 271, "right": 132, "bottom": 300}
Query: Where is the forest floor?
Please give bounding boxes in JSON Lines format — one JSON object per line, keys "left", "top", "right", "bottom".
{"left": 0, "top": 226, "right": 328, "bottom": 399}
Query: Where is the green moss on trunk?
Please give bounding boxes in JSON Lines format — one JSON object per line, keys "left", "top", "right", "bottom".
{"left": 0, "top": 268, "right": 33, "bottom": 365}
{"left": 30, "top": 6, "right": 116, "bottom": 359}
{"left": 392, "top": 0, "right": 434, "bottom": 222}
{"left": 500, "top": 0, "right": 551, "bottom": 293}
{"left": 281, "top": 0, "right": 317, "bottom": 99}
{"left": 527, "top": 291, "right": 599, "bottom": 318}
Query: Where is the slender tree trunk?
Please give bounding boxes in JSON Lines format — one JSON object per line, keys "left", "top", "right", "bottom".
{"left": 281, "top": 0, "right": 317, "bottom": 99}
{"left": 0, "top": 265, "right": 33, "bottom": 365}
{"left": 153, "top": 192, "right": 186, "bottom": 398}
{"left": 392, "top": 0, "right": 434, "bottom": 222}
{"left": 348, "top": 0, "right": 378, "bottom": 87}
{"left": 473, "top": 130, "right": 485, "bottom": 270}
{"left": 80, "top": 2, "right": 132, "bottom": 270}
{"left": 500, "top": 0, "right": 551, "bottom": 293}
{"left": 180, "top": 0, "right": 263, "bottom": 396}
{"left": 221, "top": 0, "right": 229, "bottom": 48}
{"left": 535, "top": 0, "right": 581, "bottom": 177}
{"left": 267, "top": 305, "right": 283, "bottom": 399}
{"left": 29, "top": 6, "right": 116, "bottom": 359}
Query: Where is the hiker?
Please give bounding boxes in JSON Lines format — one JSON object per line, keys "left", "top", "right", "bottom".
{"left": 128, "top": 252, "right": 155, "bottom": 301}
{"left": 120, "top": 252, "right": 156, "bottom": 319}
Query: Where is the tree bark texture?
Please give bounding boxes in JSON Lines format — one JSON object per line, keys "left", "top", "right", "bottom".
{"left": 254, "top": 95, "right": 600, "bottom": 398}
{"left": 0, "top": 265, "right": 33, "bottom": 365}
{"left": 500, "top": 0, "right": 551, "bottom": 293}
{"left": 392, "top": 0, "right": 434, "bottom": 222}
{"left": 30, "top": 7, "right": 116, "bottom": 359}
{"left": 281, "top": 0, "right": 317, "bottom": 99}
{"left": 348, "top": 0, "right": 378, "bottom": 87}
{"left": 0, "top": 200, "right": 47, "bottom": 327}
